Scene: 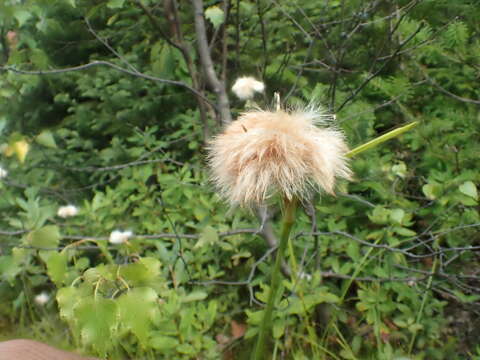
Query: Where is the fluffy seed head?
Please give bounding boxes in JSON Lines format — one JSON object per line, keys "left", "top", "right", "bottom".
{"left": 207, "top": 106, "right": 351, "bottom": 206}
{"left": 109, "top": 230, "right": 133, "bottom": 244}
{"left": 34, "top": 292, "right": 50, "bottom": 305}
{"left": 0, "top": 166, "right": 7, "bottom": 179}
{"left": 232, "top": 77, "right": 265, "bottom": 100}
{"left": 57, "top": 205, "right": 79, "bottom": 218}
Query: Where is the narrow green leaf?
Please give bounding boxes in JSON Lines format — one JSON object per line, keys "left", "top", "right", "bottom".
{"left": 346, "top": 122, "right": 419, "bottom": 158}
{"left": 150, "top": 335, "right": 179, "bottom": 350}
{"left": 181, "top": 290, "right": 207, "bottom": 303}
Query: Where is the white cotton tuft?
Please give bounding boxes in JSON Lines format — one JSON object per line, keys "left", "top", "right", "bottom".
{"left": 207, "top": 106, "right": 351, "bottom": 206}
{"left": 57, "top": 205, "right": 79, "bottom": 218}
{"left": 34, "top": 292, "right": 50, "bottom": 305}
{"left": 232, "top": 76, "right": 265, "bottom": 100}
{"left": 0, "top": 166, "right": 7, "bottom": 179}
{"left": 109, "top": 230, "right": 133, "bottom": 244}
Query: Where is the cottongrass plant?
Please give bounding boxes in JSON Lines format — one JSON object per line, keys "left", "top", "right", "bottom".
{"left": 57, "top": 205, "right": 79, "bottom": 218}
{"left": 208, "top": 105, "right": 351, "bottom": 206}
{"left": 208, "top": 104, "right": 351, "bottom": 359}
{"left": 108, "top": 230, "right": 133, "bottom": 245}
{"left": 231, "top": 76, "right": 265, "bottom": 100}
{"left": 0, "top": 166, "right": 7, "bottom": 179}
{"left": 34, "top": 292, "right": 50, "bottom": 306}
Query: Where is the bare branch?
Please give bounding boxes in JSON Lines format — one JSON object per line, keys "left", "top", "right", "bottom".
{"left": 84, "top": 17, "right": 139, "bottom": 73}
{"left": 336, "top": 21, "right": 426, "bottom": 112}
{"left": 0, "top": 61, "right": 216, "bottom": 109}
{"left": 191, "top": 0, "right": 232, "bottom": 124}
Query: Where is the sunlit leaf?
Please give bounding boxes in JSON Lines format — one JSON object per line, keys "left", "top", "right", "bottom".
{"left": 117, "top": 287, "right": 157, "bottom": 345}
{"left": 75, "top": 297, "right": 118, "bottom": 354}
{"left": 36, "top": 130, "right": 57, "bottom": 148}
{"left": 26, "top": 225, "right": 61, "bottom": 248}
{"left": 459, "top": 181, "right": 478, "bottom": 200}
{"left": 205, "top": 6, "right": 224, "bottom": 29}
{"left": 13, "top": 9, "right": 31, "bottom": 27}
{"left": 12, "top": 139, "right": 30, "bottom": 163}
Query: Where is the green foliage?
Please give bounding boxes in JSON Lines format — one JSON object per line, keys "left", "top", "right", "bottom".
{"left": 0, "top": 0, "right": 479, "bottom": 359}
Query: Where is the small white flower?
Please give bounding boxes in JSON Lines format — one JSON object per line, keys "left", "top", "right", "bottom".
{"left": 57, "top": 205, "right": 79, "bottom": 218}
{"left": 0, "top": 166, "right": 7, "bottom": 179}
{"left": 34, "top": 292, "right": 50, "bottom": 305}
{"left": 232, "top": 76, "right": 265, "bottom": 100}
{"left": 298, "top": 272, "right": 312, "bottom": 281}
{"left": 109, "top": 230, "right": 133, "bottom": 244}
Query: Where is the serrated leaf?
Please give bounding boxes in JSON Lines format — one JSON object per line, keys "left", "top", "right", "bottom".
{"left": 43, "top": 251, "right": 68, "bottom": 286}
{"left": 205, "top": 6, "right": 224, "bottom": 29}
{"left": 119, "top": 257, "right": 161, "bottom": 287}
{"left": 56, "top": 287, "right": 79, "bottom": 321}
{"left": 26, "top": 225, "right": 61, "bottom": 248}
{"left": 194, "top": 226, "right": 218, "bottom": 248}
{"left": 75, "top": 297, "right": 118, "bottom": 354}
{"left": 152, "top": 45, "right": 176, "bottom": 78}
{"left": 117, "top": 287, "right": 157, "bottom": 345}
{"left": 36, "top": 130, "right": 57, "bottom": 148}
{"left": 459, "top": 181, "right": 478, "bottom": 200}
{"left": 0, "top": 256, "right": 21, "bottom": 283}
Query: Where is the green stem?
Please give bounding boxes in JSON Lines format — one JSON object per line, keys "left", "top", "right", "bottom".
{"left": 253, "top": 197, "right": 297, "bottom": 360}
{"left": 345, "top": 121, "right": 418, "bottom": 158}
{"left": 408, "top": 256, "right": 437, "bottom": 354}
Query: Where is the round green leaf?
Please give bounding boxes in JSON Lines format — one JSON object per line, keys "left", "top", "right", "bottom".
{"left": 459, "top": 181, "right": 478, "bottom": 200}
{"left": 26, "top": 225, "right": 61, "bottom": 248}
{"left": 205, "top": 6, "right": 224, "bottom": 29}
